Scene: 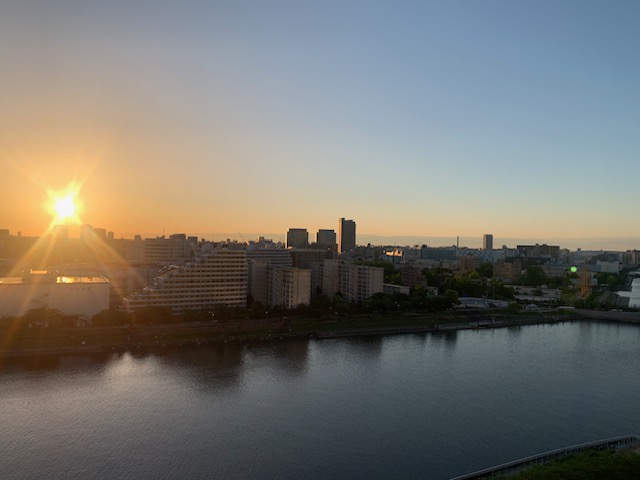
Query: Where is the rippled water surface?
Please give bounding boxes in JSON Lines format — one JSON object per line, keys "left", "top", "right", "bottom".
{"left": 1, "top": 321, "right": 639, "bottom": 479}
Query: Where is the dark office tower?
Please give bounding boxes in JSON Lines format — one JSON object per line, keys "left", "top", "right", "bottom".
{"left": 287, "top": 228, "right": 309, "bottom": 249}
{"left": 338, "top": 218, "right": 356, "bottom": 253}
{"left": 483, "top": 234, "right": 494, "bottom": 251}
{"left": 316, "top": 229, "right": 337, "bottom": 251}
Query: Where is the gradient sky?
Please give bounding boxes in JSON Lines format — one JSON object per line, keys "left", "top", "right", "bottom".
{"left": 1, "top": 1, "right": 639, "bottom": 248}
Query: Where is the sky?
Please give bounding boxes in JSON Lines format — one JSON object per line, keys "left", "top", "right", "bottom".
{"left": 1, "top": 0, "right": 639, "bottom": 250}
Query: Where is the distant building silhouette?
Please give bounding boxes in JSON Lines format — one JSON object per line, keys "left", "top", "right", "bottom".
{"left": 516, "top": 244, "right": 560, "bottom": 259}
{"left": 338, "top": 218, "right": 356, "bottom": 253}
{"left": 286, "top": 228, "right": 309, "bottom": 249}
{"left": 483, "top": 234, "right": 493, "bottom": 251}
{"left": 290, "top": 249, "right": 335, "bottom": 269}
{"left": 142, "top": 234, "right": 190, "bottom": 264}
{"left": 316, "top": 229, "right": 337, "bottom": 251}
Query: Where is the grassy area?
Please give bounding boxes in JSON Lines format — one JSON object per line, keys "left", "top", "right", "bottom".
{"left": 505, "top": 449, "right": 640, "bottom": 479}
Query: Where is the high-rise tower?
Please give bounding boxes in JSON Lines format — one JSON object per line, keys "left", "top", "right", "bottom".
{"left": 316, "top": 229, "right": 337, "bottom": 251}
{"left": 286, "top": 228, "right": 309, "bottom": 249}
{"left": 338, "top": 218, "right": 356, "bottom": 253}
{"left": 483, "top": 234, "right": 494, "bottom": 251}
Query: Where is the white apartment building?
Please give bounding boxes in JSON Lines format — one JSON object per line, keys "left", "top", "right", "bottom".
{"left": 246, "top": 248, "right": 292, "bottom": 306}
{"left": 268, "top": 267, "right": 311, "bottom": 309}
{"left": 346, "top": 264, "right": 384, "bottom": 302}
{"left": 245, "top": 248, "right": 292, "bottom": 267}
{"left": 127, "top": 249, "right": 247, "bottom": 313}
{"left": 316, "top": 260, "right": 383, "bottom": 302}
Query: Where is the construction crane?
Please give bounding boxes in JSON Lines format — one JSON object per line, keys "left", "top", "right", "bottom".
{"left": 580, "top": 262, "right": 591, "bottom": 297}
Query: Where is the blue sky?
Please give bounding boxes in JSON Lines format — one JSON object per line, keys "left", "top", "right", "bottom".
{"left": 1, "top": 1, "right": 639, "bottom": 248}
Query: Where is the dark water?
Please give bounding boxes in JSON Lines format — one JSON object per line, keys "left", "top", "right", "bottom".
{"left": 1, "top": 321, "right": 639, "bottom": 480}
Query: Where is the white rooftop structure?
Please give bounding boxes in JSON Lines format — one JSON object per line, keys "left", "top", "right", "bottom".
{"left": 0, "top": 270, "right": 110, "bottom": 319}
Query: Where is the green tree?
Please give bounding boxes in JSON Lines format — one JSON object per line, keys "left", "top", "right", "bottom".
{"left": 490, "top": 280, "right": 515, "bottom": 300}
{"left": 476, "top": 262, "right": 493, "bottom": 278}
{"left": 444, "top": 289, "right": 459, "bottom": 306}
{"left": 522, "top": 265, "right": 547, "bottom": 286}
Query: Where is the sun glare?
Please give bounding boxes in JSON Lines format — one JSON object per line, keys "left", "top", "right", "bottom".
{"left": 47, "top": 184, "right": 82, "bottom": 225}
{"left": 54, "top": 194, "right": 76, "bottom": 220}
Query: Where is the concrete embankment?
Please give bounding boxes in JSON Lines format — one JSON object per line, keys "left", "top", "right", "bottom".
{"left": 313, "top": 315, "right": 568, "bottom": 339}
{"left": 573, "top": 309, "right": 640, "bottom": 324}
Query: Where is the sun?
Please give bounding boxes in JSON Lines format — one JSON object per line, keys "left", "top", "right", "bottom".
{"left": 54, "top": 194, "right": 76, "bottom": 220}
{"left": 47, "top": 184, "right": 82, "bottom": 225}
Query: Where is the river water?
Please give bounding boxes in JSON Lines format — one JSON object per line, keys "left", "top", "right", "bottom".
{"left": 1, "top": 321, "right": 639, "bottom": 480}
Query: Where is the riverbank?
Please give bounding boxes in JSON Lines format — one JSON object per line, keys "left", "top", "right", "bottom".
{"left": 0, "top": 309, "right": 584, "bottom": 359}
{"left": 507, "top": 448, "right": 640, "bottom": 480}
{"left": 451, "top": 435, "right": 640, "bottom": 479}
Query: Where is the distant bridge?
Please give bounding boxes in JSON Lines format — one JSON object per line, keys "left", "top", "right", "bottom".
{"left": 449, "top": 434, "right": 640, "bottom": 479}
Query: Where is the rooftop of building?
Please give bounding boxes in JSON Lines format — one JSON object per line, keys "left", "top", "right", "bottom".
{"left": 0, "top": 270, "right": 110, "bottom": 285}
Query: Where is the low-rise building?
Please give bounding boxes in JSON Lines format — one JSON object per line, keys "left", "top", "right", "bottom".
{"left": 494, "top": 260, "right": 522, "bottom": 282}
{"left": 383, "top": 284, "right": 410, "bottom": 296}
{"left": 516, "top": 244, "right": 560, "bottom": 260}
{"left": 459, "top": 255, "right": 481, "bottom": 274}
{"left": 0, "top": 270, "right": 110, "bottom": 319}
{"left": 400, "top": 263, "right": 424, "bottom": 288}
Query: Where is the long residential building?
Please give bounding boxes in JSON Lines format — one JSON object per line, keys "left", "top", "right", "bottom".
{"left": 126, "top": 249, "right": 247, "bottom": 313}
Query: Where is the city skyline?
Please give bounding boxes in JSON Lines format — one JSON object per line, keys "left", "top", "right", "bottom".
{"left": 2, "top": 1, "right": 639, "bottom": 248}
{"left": 2, "top": 223, "right": 639, "bottom": 252}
